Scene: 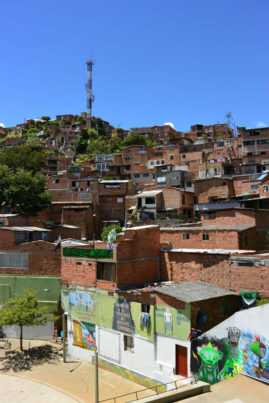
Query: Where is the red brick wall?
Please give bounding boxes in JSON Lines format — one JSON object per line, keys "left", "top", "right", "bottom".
{"left": 61, "top": 257, "right": 97, "bottom": 287}
{"left": 0, "top": 241, "right": 61, "bottom": 276}
{"left": 160, "top": 228, "right": 240, "bottom": 249}
{"left": 0, "top": 229, "right": 15, "bottom": 249}
{"left": 117, "top": 259, "right": 159, "bottom": 288}
{"left": 195, "top": 178, "right": 234, "bottom": 203}
{"left": 161, "top": 251, "right": 269, "bottom": 297}
{"left": 201, "top": 209, "right": 256, "bottom": 227}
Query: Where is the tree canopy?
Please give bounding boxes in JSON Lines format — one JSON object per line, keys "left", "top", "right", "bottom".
{"left": 122, "top": 134, "right": 146, "bottom": 147}
{"left": 0, "top": 165, "right": 51, "bottom": 215}
{"left": 101, "top": 225, "right": 122, "bottom": 242}
{"left": 0, "top": 289, "right": 51, "bottom": 350}
{"left": 0, "top": 144, "right": 46, "bottom": 173}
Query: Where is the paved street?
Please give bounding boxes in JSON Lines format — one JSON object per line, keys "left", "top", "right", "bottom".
{"left": 182, "top": 374, "right": 269, "bottom": 403}
{"left": 0, "top": 373, "right": 78, "bottom": 403}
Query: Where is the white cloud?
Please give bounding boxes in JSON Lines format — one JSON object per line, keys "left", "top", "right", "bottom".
{"left": 0, "top": 123, "right": 5, "bottom": 128}
{"left": 254, "top": 121, "right": 267, "bottom": 128}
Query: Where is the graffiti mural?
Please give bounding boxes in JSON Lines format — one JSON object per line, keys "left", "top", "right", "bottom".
{"left": 240, "top": 332, "right": 269, "bottom": 383}
{"left": 191, "top": 328, "right": 269, "bottom": 385}
{"left": 197, "top": 342, "right": 223, "bottom": 384}
{"left": 112, "top": 298, "right": 135, "bottom": 334}
{"left": 155, "top": 304, "right": 190, "bottom": 340}
{"left": 73, "top": 320, "right": 96, "bottom": 350}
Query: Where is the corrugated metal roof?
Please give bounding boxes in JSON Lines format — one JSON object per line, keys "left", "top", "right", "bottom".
{"left": 160, "top": 225, "right": 254, "bottom": 232}
{"left": 135, "top": 190, "right": 163, "bottom": 198}
{"left": 154, "top": 281, "right": 238, "bottom": 303}
{"left": 0, "top": 226, "right": 50, "bottom": 232}
{"left": 165, "top": 248, "right": 255, "bottom": 255}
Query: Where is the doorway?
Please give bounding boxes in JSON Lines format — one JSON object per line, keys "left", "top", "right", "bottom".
{"left": 175, "top": 345, "right": 188, "bottom": 377}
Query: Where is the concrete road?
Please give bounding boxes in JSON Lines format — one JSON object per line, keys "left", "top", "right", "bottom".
{"left": 0, "top": 373, "right": 78, "bottom": 403}
{"left": 181, "top": 374, "right": 269, "bottom": 403}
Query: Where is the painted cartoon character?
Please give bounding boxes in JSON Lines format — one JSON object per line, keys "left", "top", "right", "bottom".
{"left": 197, "top": 342, "right": 223, "bottom": 384}
{"left": 249, "top": 336, "right": 269, "bottom": 379}
{"left": 222, "top": 327, "right": 243, "bottom": 378}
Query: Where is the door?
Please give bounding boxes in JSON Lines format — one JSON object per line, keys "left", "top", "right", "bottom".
{"left": 175, "top": 345, "right": 188, "bottom": 377}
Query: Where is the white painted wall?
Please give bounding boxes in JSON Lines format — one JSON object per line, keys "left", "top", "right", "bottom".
{"left": 204, "top": 304, "right": 269, "bottom": 340}
{"left": 2, "top": 320, "right": 54, "bottom": 340}
{"left": 120, "top": 334, "right": 155, "bottom": 377}
{"left": 155, "top": 334, "right": 191, "bottom": 380}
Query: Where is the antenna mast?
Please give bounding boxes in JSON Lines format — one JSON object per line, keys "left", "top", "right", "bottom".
{"left": 86, "top": 59, "right": 95, "bottom": 126}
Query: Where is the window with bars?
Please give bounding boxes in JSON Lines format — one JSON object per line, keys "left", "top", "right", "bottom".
{"left": 124, "top": 335, "right": 134, "bottom": 351}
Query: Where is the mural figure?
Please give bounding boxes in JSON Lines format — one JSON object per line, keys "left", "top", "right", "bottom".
{"left": 69, "top": 290, "right": 96, "bottom": 312}
{"left": 249, "top": 336, "right": 269, "bottom": 380}
{"left": 164, "top": 308, "right": 172, "bottom": 336}
{"left": 197, "top": 342, "right": 223, "bottom": 384}
{"left": 222, "top": 327, "right": 244, "bottom": 378}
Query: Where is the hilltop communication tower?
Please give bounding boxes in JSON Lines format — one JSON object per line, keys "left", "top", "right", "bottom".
{"left": 85, "top": 60, "right": 95, "bottom": 123}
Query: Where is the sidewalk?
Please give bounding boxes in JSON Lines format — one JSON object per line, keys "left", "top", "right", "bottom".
{"left": 0, "top": 339, "right": 152, "bottom": 403}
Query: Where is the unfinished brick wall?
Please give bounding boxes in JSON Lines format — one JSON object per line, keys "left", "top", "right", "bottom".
{"left": 195, "top": 178, "right": 234, "bottom": 203}
{"left": 161, "top": 251, "right": 269, "bottom": 297}
{"left": 0, "top": 241, "right": 61, "bottom": 276}
{"left": 160, "top": 228, "right": 241, "bottom": 249}
{"left": 61, "top": 257, "right": 97, "bottom": 287}
{"left": 201, "top": 209, "right": 256, "bottom": 227}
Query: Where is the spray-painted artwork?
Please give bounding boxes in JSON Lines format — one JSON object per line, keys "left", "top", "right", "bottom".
{"left": 196, "top": 342, "right": 223, "bottom": 384}
{"left": 73, "top": 320, "right": 96, "bottom": 350}
{"left": 191, "top": 327, "right": 246, "bottom": 384}
{"left": 239, "top": 332, "right": 269, "bottom": 384}
{"left": 191, "top": 327, "right": 269, "bottom": 384}
{"left": 68, "top": 290, "right": 97, "bottom": 323}
{"left": 112, "top": 298, "right": 135, "bottom": 334}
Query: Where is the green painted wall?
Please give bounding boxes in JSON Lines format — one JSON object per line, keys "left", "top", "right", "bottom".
{"left": 61, "top": 288, "right": 155, "bottom": 341}
{"left": 0, "top": 275, "right": 61, "bottom": 312}
{"left": 155, "top": 303, "right": 191, "bottom": 341}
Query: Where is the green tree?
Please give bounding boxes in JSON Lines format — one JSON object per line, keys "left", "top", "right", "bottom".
{"left": 109, "top": 136, "right": 122, "bottom": 153}
{"left": 0, "top": 290, "right": 51, "bottom": 351}
{"left": 0, "top": 144, "right": 46, "bottom": 173}
{"left": 0, "top": 166, "right": 51, "bottom": 215}
{"left": 74, "top": 154, "right": 89, "bottom": 165}
{"left": 41, "top": 116, "right": 51, "bottom": 121}
{"left": 122, "top": 134, "right": 146, "bottom": 147}
{"left": 87, "top": 139, "right": 109, "bottom": 156}
{"left": 101, "top": 225, "right": 122, "bottom": 242}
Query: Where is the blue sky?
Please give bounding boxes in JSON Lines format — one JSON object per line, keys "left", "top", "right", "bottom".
{"left": 1, "top": 0, "right": 268, "bottom": 131}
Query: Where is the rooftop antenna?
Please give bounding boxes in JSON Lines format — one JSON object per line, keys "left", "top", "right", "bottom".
{"left": 85, "top": 56, "right": 95, "bottom": 128}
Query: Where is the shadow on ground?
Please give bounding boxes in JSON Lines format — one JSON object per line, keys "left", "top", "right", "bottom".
{"left": 0, "top": 344, "right": 62, "bottom": 372}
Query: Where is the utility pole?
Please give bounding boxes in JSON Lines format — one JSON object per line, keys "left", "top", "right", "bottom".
{"left": 95, "top": 349, "right": 99, "bottom": 403}
{"left": 62, "top": 313, "right": 67, "bottom": 363}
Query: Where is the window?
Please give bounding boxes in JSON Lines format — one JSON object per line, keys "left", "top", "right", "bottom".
{"left": 133, "top": 173, "right": 140, "bottom": 178}
{"left": 216, "top": 141, "right": 224, "bottom": 147}
{"left": 182, "top": 154, "right": 186, "bottom": 158}
{"left": 183, "top": 234, "right": 189, "bottom": 240}
{"left": 250, "top": 184, "right": 258, "bottom": 190}
{"left": 124, "top": 335, "right": 134, "bottom": 351}
{"left": 145, "top": 197, "right": 155, "bottom": 204}
{"left": 150, "top": 161, "right": 154, "bottom": 165}
{"left": 117, "top": 198, "right": 123, "bottom": 203}
{"left": 182, "top": 194, "right": 185, "bottom": 205}
{"left": 161, "top": 160, "right": 165, "bottom": 164}
{"left": 204, "top": 212, "right": 215, "bottom": 220}
{"left": 102, "top": 198, "right": 110, "bottom": 203}
{"left": 52, "top": 179, "right": 59, "bottom": 184}
{"left": 143, "top": 173, "right": 149, "bottom": 177}
{"left": 141, "top": 304, "right": 150, "bottom": 313}
{"left": 263, "top": 186, "right": 268, "bottom": 192}
{"left": 170, "top": 155, "right": 174, "bottom": 160}
{"left": 203, "top": 234, "right": 209, "bottom": 240}
{"left": 124, "top": 156, "right": 130, "bottom": 160}
{"left": 97, "top": 262, "right": 116, "bottom": 281}
{"left": 157, "top": 177, "right": 166, "bottom": 183}
{"left": 76, "top": 262, "right": 82, "bottom": 266}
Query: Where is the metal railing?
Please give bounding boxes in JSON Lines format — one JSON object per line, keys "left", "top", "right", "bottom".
{"left": 99, "top": 375, "right": 196, "bottom": 403}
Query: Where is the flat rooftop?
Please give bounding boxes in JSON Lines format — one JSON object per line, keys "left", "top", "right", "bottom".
{"left": 154, "top": 281, "right": 238, "bottom": 303}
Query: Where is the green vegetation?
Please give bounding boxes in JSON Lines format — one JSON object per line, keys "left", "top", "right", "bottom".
{"left": 0, "top": 290, "right": 52, "bottom": 351}
{"left": 122, "top": 133, "right": 146, "bottom": 147}
{"left": 101, "top": 225, "right": 122, "bottom": 242}
{"left": 256, "top": 298, "right": 269, "bottom": 306}
{"left": 0, "top": 165, "right": 51, "bottom": 215}
{"left": 0, "top": 144, "right": 47, "bottom": 173}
